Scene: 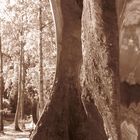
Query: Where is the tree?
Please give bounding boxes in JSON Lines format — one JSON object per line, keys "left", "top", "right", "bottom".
{"left": 20, "top": 35, "right": 26, "bottom": 129}
{"left": 30, "top": 0, "right": 121, "bottom": 139}
{"left": 21, "top": 48, "right": 25, "bottom": 121}
{"left": 14, "top": 31, "right": 24, "bottom": 131}
{"left": 13, "top": 0, "right": 27, "bottom": 130}
{"left": 0, "top": 0, "right": 56, "bottom": 127}
{"left": 38, "top": 0, "right": 44, "bottom": 117}
{"left": 0, "top": 30, "right": 4, "bottom": 132}
{"left": 30, "top": 0, "right": 88, "bottom": 139}
{"left": 82, "top": 0, "right": 121, "bottom": 139}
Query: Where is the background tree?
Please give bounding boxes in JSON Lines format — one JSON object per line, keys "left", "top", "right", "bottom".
{"left": 14, "top": 31, "right": 24, "bottom": 131}
{"left": 119, "top": 0, "right": 140, "bottom": 139}
{"left": 38, "top": 0, "right": 44, "bottom": 117}
{"left": 0, "top": 0, "right": 56, "bottom": 129}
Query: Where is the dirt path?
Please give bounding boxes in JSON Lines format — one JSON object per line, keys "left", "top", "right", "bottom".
{"left": 0, "top": 123, "right": 32, "bottom": 140}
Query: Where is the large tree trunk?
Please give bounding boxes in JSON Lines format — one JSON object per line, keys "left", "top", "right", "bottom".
{"left": 82, "top": 0, "right": 121, "bottom": 140}
{"left": 30, "top": 0, "right": 88, "bottom": 140}
{"left": 31, "top": 0, "right": 121, "bottom": 140}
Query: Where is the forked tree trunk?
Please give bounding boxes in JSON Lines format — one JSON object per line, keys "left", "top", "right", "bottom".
{"left": 31, "top": 0, "right": 121, "bottom": 140}
{"left": 82, "top": 0, "right": 121, "bottom": 140}
{"left": 30, "top": 0, "right": 88, "bottom": 140}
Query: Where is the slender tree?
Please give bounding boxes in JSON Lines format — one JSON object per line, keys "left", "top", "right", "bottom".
{"left": 14, "top": 0, "right": 26, "bottom": 130}
{"left": 38, "top": 0, "right": 44, "bottom": 117}
{"left": 21, "top": 0, "right": 28, "bottom": 126}
{"left": 14, "top": 31, "right": 24, "bottom": 131}
{"left": 20, "top": 45, "right": 25, "bottom": 128}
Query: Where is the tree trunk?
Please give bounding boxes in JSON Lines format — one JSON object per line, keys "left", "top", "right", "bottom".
{"left": 38, "top": 0, "right": 44, "bottom": 117}
{"left": 21, "top": 56, "right": 25, "bottom": 120}
{"left": 14, "top": 32, "right": 23, "bottom": 131}
{"left": 30, "top": 0, "right": 88, "bottom": 140}
{"left": 21, "top": 0, "right": 27, "bottom": 126}
{"left": 30, "top": 0, "right": 121, "bottom": 139}
{"left": 32, "top": 99, "right": 38, "bottom": 124}
{"left": 0, "top": 36, "right": 4, "bottom": 132}
{"left": 21, "top": 47, "right": 25, "bottom": 128}
{"left": 82, "top": 0, "right": 121, "bottom": 140}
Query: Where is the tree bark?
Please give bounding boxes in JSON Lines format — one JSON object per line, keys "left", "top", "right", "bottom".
{"left": 14, "top": 31, "right": 24, "bottom": 131}
{"left": 31, "top": 0, "right": 121, "bottom": 139}
{"left": 0, "top": 36, "right": 4, "bottom": 132}
{"left": 82, "top": 0, "right": 121, "bottom": 140}
{"left": 32, "top": 99, "right": 38, "bottom": 124}
{"left": 30, "top": 0, "right": 88, "bottom": 140}
{"left": 38, "top": 0, "right": 44, "bottom": 117}
{"left": 21, "top": 47, "right": 25, "bottom": 128}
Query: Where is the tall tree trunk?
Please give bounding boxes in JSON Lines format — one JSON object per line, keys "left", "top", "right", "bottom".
{"left": 21, "top": 48, "right": 25, "bottom": 128}
{"left": 38, "top": 0, "right": 44, "bottom": 116}
{"left": 30, "top": 0, "right": 88, "bottom": 139}
{"left": 82, "top": 0, "right": 121, "bottom": 140}
{"left": 0, "top": 36, "right": 3, "bottom": 132}
{"left": 21, "top": 0, "right": 27, "bottom": 125}
{"left": 31, "top": 0, "right": 121, "bottom": 139}
{"left": 14, "top": 32, "right": 23, "bottom": 131}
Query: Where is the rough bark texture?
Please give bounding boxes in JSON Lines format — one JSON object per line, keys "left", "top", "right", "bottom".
{"left": 30, "top": 0, "right": 121, "bottom": 139}
{"left": 0, "top": 36, "right": 3, "bottom": 132}
{"left": 82, "top": 0, "right": 121, "bottom": 140}
{"left": 30, "top": 0, "right": 87, "bottom": 139}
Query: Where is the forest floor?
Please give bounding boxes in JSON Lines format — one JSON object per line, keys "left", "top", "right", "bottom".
{"left": 0, "top": 121, "right": 34, "bottom": 140}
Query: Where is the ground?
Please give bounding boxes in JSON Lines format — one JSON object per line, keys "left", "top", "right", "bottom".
{"left": 0, "top": 121, "right": 34, "bottom": 140}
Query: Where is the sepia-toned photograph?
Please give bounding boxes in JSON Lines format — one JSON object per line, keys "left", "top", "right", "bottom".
{"left": 0, "top": 0, "right": 140, "bottom": 140}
